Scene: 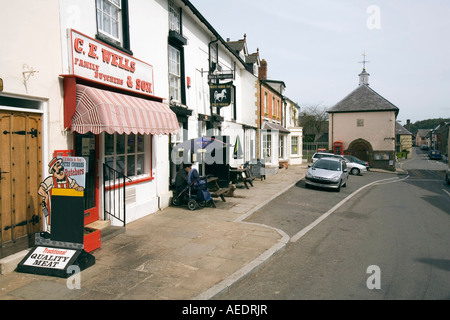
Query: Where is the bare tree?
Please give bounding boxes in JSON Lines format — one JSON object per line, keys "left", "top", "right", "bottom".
{"left": 299, "top": 104, "right": 329, "bottom": 140}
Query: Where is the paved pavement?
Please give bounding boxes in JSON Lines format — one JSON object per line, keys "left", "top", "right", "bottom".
{"left": 0, "top": 164, "right": 308, "bottom": 300}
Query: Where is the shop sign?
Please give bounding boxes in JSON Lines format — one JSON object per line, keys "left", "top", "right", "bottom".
{"left": 69, "top": 29, "right": 154, "bottom": 96}
{"left": 208, "top": 71, "right": 234, "bottom": 81}
{"left": 210, "top": 82, "right": 233, "bottom": 107}
{"left": 22, "top": 247, "right": 77, "bottom": 270}
{"left": 61, "top": 156, "right": 86, "bottom": 188}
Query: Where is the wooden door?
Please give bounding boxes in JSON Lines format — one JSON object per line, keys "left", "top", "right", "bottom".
{"left": 0, "top": 111, "right": 42, "bottom": 255}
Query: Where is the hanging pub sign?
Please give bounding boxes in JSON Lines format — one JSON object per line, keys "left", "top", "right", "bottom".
{"left": 68, "top": 29, "right": 155, "bottom": 96}
{"left": 210, "top": 82, "right": 233, "bottom": 107}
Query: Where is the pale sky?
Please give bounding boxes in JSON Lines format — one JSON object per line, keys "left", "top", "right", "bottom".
{"left": 190, "top": 0, "right": 450, "bottom": 124}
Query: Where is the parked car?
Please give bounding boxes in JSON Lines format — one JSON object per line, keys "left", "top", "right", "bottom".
{"left": 345, "top": 161, "right": 367, "bottom": 175}
{"left": 311, "top": 152, "right": 367, "bottom": 175}
{"left": 343, "top": 155, "right": 370, "bottom": 171}
{"left": 311, "top": 152, "right": 336, "bottom": 163}
{"left": 421, "top": 144, "right": 429, "bottom": 150}
{"left": 429, "top": 149, "right": 442, "bottom": 160}
{"left": 305, "top": 158, "right": 349, "bottom": 192}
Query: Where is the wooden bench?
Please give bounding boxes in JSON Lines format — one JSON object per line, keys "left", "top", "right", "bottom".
{"left": 242, "top": 167, "right": 255, "bottom": 188}
{"left": 230, "top": 168, "right": 254, "bottom": 189}
{"left": 207, "top": 177, "right": 232, "bottom": 207}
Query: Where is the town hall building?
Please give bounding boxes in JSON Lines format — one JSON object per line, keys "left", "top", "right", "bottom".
{"left": 328, "top": 67, "right": 400, "bottom": 171}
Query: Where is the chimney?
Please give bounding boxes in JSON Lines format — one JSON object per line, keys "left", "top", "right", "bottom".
{"left": 259, "top": 59, "right": 267, "bottom": 80}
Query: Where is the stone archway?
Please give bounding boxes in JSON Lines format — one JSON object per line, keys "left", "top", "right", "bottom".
{"left": 347, "top": 138, "right": 373, "bottom": 163}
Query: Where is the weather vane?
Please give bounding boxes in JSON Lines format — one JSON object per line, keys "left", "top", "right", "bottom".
{"left": 359, "top": 51, "right": 370, "bottom": 70}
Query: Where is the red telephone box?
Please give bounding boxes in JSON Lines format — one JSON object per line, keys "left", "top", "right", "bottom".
{"left": 333, "top": 141, "right": 344, "bottom": 155}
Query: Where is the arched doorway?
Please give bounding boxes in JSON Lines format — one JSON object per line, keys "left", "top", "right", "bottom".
{"left": 348, "top": 139, "right": 373, "bottom": 163}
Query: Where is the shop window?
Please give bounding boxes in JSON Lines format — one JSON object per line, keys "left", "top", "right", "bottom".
{"left": 104, "top": 133, "right": 146, "bottom": 179}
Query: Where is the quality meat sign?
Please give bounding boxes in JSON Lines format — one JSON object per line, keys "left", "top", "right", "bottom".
{"left": 69, "top": 29, "right": 154, "bottom": 96}
{"left": 23, "top": 247, "right": 76, "bottom": 270}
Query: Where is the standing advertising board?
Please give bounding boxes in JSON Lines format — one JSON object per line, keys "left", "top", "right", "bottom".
{"left": 17, "top": 156, "right": 95, "bottom": 278}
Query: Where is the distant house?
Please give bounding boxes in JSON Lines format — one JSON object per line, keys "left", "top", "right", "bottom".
{"left": 328, "top": 68, "right": 399, "bottom": 171}
{"left": 284, "top": 97, "right": 303, "bottom": 165}
{"left": 416, "top": 129, "right": 431, "bottom": 148}
{"left": 430, "top": 122, "right": 450, "bottom": 155}
{"left": 396, "top": 122, "right": 413, "bottom": 159}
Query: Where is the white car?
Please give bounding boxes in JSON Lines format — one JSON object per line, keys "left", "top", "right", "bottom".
{"left": 311, "top": 152, "right": 367, "bottom": 175}
{"left": 344, "top": 161, "right": 367, "bottom": 175}
{"left": 311, "top": 152, "right": 336, "bottom": 164}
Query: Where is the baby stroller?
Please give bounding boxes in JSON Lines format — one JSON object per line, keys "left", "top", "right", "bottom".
{"left": 171, "top": 175, "right": 213, "bottom": 210}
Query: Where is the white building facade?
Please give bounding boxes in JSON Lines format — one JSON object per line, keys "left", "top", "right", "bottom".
{"left": 0, "top": 0, "right": 299, "bottom": 258}
{"left": 284, "top": 97, "right": 303, "bottom": 165}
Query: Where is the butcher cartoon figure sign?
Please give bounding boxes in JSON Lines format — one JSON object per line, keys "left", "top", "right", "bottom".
{"left": 38, "top": 157, "right": 85, "bottom": 234}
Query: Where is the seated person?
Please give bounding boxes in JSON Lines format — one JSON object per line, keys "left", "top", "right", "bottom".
{"left": 174, "top": 163, "right": 192, "bottom": 196}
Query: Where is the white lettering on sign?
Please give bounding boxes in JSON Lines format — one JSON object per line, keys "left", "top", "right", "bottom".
{"left": 69, "top": 29, "right": 155, "bottom": 96}
{"left": 24, "top": 247, "right": 76, "bottom": 270}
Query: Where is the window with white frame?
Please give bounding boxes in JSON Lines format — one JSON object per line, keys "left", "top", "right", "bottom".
{"left": 279, "top": 135, "right": 284, "bottom": 158}
{"left": 291, "top": 136, "right": 299, "bottom": 155}
{"left": 104, "top": 133, "right": 146, "bottom": 179}
{"left": 172, "top": 122, "right": 183, "bottom": 145}
{"left": 169, "top": 0, "right": 181, "bottom": 33}
{"left": 96, "top": 0, "right": 122, "bottom": 42}
{"left": 169, "top": 45, "right": 181, "bottom": 101}
{"left": 263, "top": 133, "right": 271, "bottom": 160}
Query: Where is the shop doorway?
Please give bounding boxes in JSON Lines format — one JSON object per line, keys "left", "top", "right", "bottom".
{"left": 74, "top": 132, "right": 99, "bottom": 225}
{"left": 0, "top": 111, "right": 42, "bottom": 257}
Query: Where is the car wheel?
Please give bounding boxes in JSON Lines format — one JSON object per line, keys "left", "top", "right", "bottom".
{"left": 336, "top": 181, "right": 341, "bottom": 192}
{"left": 350, "top": 167, "right": 360, "bottom": 175}
{"left": 446, "top": 174, "right": 450, "bottom": 185}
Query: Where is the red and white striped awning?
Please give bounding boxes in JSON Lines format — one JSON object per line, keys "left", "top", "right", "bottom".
{"left": 72, "top": 84, "right": 179, "bottom": 135}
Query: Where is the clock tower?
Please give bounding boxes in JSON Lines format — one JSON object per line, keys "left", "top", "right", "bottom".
{"left": 358, "top": 52, "right": 370, "bottom": 85}
{"left": 359, "top": 68, "right": 370, "bottom": 86}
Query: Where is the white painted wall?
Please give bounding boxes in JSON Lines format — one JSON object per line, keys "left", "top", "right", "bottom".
{"left": 59, "top": 0, "right": 175, "bottom": 224}
{"left": 0, "top": 0, "right": 64, "bottom": 175}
